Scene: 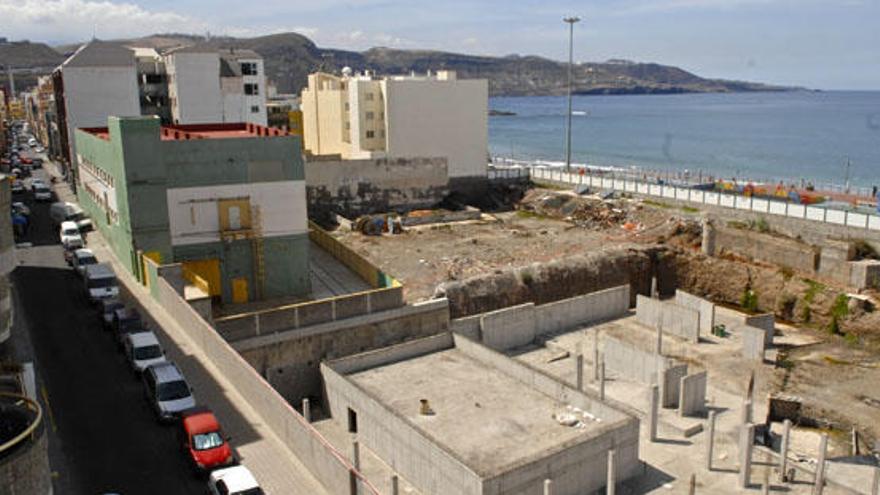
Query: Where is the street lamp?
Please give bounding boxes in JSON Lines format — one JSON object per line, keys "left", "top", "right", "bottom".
{"left": 563, "top": 16, "right": 581, "bottom": 173}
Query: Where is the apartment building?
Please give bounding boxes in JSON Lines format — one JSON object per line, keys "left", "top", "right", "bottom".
{"left": 300, "top": 70, "right": 488, "bottom": 183}
{"left": 133, "top": 47, "right": 171, "bottom": 123}
{"left": 74, "top": 116, "right": 309, "bottom": 304}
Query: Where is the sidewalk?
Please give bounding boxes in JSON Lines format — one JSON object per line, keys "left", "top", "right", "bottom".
{"left": 47, "top": 163, "right": 329, "bottom": 495}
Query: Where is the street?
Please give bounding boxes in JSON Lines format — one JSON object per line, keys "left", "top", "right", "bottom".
{"left": 11, "top": 165, "right": 205, "bottom": 495}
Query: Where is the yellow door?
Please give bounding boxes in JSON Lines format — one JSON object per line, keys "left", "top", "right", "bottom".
{"left": 181, "top": 259, "right": 221, "bottom": 297}
{"left": 232, "top": 277, "right": 249, "bottom": 304}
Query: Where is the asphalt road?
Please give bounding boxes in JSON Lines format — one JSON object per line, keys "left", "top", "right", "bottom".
{"left": 11, "top": 166, "right": 205, "bottom": 495}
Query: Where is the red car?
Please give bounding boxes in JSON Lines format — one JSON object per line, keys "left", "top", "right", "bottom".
{"left": 20, "top": 156, "right": 32, "bottom": 165}
{"left": 178, "top": 407, "right": 235, "bottom": 473}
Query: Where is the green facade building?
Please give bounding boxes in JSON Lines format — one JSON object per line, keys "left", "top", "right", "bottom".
{"left": 75, "top": 116, "right": 310, "bottom": 303}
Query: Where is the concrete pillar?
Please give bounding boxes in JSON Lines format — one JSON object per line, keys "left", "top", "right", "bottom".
{"left": 576, "top": 354, "right": 584, "bottom": 391}
{"left": 352, "top": 439, "right": 360, "bottom": 470}
{"left": 739, "top": 422, "right": 754, "bottom": 489}
{"left": 701, "top": 216, "right": 716, "bottom": 256}
{"left": 593, "top": 332, "right": 600, "bottom": 381}
{"left": 599, "top": 360, "right": 606, "bottom": 401}
{"left": 655, "top": 324, "right": 663, "bottom": 355}
{"left": 688, "top": 474, "right": 696, "bottom": 495}
{"left": 648, "top": 385, "right": 659, "bottom": 442}
{"left": 543, "top": 479, "right": 552, "bottom": 495}
{"left": 391, "top": 475, "right": 399, "bottom": 495}
{"left": 651, "top": 276, "right": 659, "bottom": 298}
{"left": 815, "top": 433, "right": 828, "bottom": 495}
{"left": 779, "top": 419, "right": 791, "bottom": 482}
{"left": 302, "top": 398, "right": 311, "bottom": 423}
{"left": 706, "top": 410, "right": 717, "bottom": 471}
{"left": 607, "top": 449, "right": 616, "bottom": 495}
{"left": 871, "top": 466, "right": 879, "bottom": 495}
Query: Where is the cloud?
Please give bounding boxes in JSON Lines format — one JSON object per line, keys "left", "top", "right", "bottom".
{"left": 613, "top": 0, "right": 868, "bottom": 15}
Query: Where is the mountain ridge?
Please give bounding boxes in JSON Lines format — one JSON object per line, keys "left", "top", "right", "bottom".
{"left": 2, "top": 32, "right": 799, "bottom": 96}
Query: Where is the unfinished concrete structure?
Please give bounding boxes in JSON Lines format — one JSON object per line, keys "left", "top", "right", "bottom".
{"left": 321, "top": 333, "right": 641, "bottom": 495}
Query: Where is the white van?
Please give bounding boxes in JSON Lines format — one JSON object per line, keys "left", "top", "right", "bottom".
{"left": 59, "top": 221, "right": 84, "bottom": 249}
{"left": 49, "top": 202, "right": 93, "bottom": 232}
{"left": 83, "top": 263, "right": 119, "bottom": 302}
{"left": 124, "top": 331, "right": 166, "bottom": 373}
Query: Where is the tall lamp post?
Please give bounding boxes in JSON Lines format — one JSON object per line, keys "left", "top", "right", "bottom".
{"left": 563, "top": 16, "right": 581, "bottom": 173}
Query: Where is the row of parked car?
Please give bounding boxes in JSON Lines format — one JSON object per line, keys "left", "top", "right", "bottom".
{"left": 71, "top": 248, "right": 264, "bottom": 495}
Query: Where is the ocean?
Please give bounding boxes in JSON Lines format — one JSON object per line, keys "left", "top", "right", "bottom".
{"left": 489, "top": 91, "right": 880, "bottom": 186}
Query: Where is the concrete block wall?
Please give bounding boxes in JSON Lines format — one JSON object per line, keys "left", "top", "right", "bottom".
{"left": 674, "top": 290, "right": 716, "bottom": 336}
{"left": 147, "top": 267, "right": 375, "bottom": 495}
{"left": 740, "top": 326, "right": 766, "bottom": 361}
{"left": 713, "top": 225, "right": 819, "bottom": 274}
{"left": 534, "top": 286, "right": 630, "bottom": 336}
{"left": 743, "top": 314, "right": 775, "bottom": 346}
{"left": 479, "top": 303, "right": 537, "bottom": 351}
{"left": 449, "top": 314, "right": 481, "bottom": 341}
{"left": 321, "top": 362, "right": 483, "bottom": 495}
{"left": 678, "top": 371, "right": 708, "bottom": 417}
{"left": 635, "top": 295, "right": 700, "bottom": 343}
{"left": 452, "top": 335, "right": 641, "bottom": 495}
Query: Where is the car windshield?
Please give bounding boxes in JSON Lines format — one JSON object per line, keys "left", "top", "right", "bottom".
{"left": 119, "top": 317, "right": 142, "bottom": 331}
{"left": 69, "top": 212, "right": 87, "bottom": 222}
{"left": 88, "top": 277, "right": 117, "bottom": 289}
{"left": 79, "top": 256, "right": 97, "bottom": 266}
{"left": 157, "top": 380, "right": 190, "bottom": 401}
{"left": 192, "top": 431, "right": 224, "bottom": 451}
{"left": 134, "top": 344, "right": 162, "bottom": 360}
{"left": 63, "top": 228, "right": 79, "bottom": 236}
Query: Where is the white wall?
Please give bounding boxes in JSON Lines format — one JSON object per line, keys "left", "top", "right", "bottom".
{"left": 62, "top": 65, "right": 140, "bottom": 162}
{"left": 166, "top": 181, "right": 307, "bottom": 246}
{"left": 167, "top": 52, "right": 222, "bottom": 124}
{"left": 384, "top": 78, "right": 488, "bottom": 179}
{"left": 240, "top": 58, "right": 267, "bottom": 126}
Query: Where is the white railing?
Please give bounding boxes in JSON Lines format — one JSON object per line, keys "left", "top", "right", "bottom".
{"left": 513, "top": 166, "right": 880, "bottom": 232}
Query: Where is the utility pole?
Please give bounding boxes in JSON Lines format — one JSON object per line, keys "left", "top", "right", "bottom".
{"left": 844, "top": 157, "right": 851, "bottom": 194}
{"left": 563, "top": 16, "right": 581, "bottom": 173}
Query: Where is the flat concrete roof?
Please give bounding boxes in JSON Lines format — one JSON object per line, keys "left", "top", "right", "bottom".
{"left": 349, "top": 347, "right": 598, "bottom": 476}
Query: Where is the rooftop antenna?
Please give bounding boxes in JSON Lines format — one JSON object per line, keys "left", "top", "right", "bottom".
{"left": 92, "top": 24, "right": 97, "bottom": 41}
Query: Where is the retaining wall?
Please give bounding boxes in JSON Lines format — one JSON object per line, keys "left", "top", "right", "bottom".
{"left": 674, "top": 290, "right": 716, "bottom": 336}
{"left": 479, "top": 303, "right": 537, "bottom": 351}
{"left": 143, "top": 259, "right": 378, "bottom": 495}
{"left": 534, "top": 286, "right": 631, "bottom": 336}
{"left": 713, "top": 225, "right": 819, "bottom": 274}
{"left": 678, "top": 371, "right": 708, "bottom": 417}
{"left": 635, "top": 295, "right": 700, "bottom": 343}
{"left": 744, "top": 314, "right": 775, "bottom": 346}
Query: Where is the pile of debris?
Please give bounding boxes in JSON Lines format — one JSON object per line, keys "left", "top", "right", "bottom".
{"left": 518, "top": 189, "right": 638, "bottom": 230}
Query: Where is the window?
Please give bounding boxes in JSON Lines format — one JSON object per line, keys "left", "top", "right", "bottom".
{"left": 244, "top": 83, "right": 259, "bottom": 95}
{"left": 241, "top": 62, "right": 258, "bottom": 75}
{"left": 365, "top": 111, "right": 374, "bottom": 120}
{"left": 365, "top": 130, "right": 375, "bottom": 139}
{"left": 365, "top": 92, "right": 374, "bottom": 101}
{"left": 250, "top": 105, "right": 260, "bottom": 113}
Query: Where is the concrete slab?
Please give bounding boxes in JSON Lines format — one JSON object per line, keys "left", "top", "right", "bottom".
{"left": 309, "top": 240, "right": 373, "bottom": 299}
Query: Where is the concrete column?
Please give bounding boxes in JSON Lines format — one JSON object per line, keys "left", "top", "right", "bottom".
{"left": 701, "top": 216, "right": 716, "bottom": 256}
{"left": 871, "top": 466, "right": 879, "bottom": 495}
{"left": 655, "top": 324, "right": 663, "bottom": 355}
{"left": 576, "top": 354, "right": 584, "bottom": 391}
{"left": 599, "top": 360, "right": 606, "bottom": 401}
{"left": 706, "top": 410, "right": 717, "bottom": 471}
{"left": 648, "top": 385, "right": 659, "bottom": 442}
{"left": 651, "top": 276, "right": 659, "bottom": 298}
{"left": 593, "top": 332, "right": 600, "bottom": 381}
{"left": 352, "top": 439, "right": 360, "bottom": 471}
{"left": 607, "top": 449, "right": 616, "bottom": 495}
{"left": 815, "top": 433, "right": 828, "bottom": 495}
{"left": 302, "top": 398, "right": 311, "bottom": 423}
{"left": 779, "top": 419, "right": 791, "bottom": 482}
{"left": 391, "top": 475, "right": 399, "bottom": 495}
{"left": 688, "top": 474, "right": 696, "bottom": 495}
{"left": 739, "top": 423, "right": 754, "bottom": 489}
{"left": 543, "top": 479, "right": 552, "bottom": 495}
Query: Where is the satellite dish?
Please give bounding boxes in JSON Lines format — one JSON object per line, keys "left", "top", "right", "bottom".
{"left": 341, "top": 66, "right": 352, "bottom": 77}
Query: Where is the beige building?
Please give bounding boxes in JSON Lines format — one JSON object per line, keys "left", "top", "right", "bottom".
{"left": 301, "top": 70, "right": 488, "bottom": 180}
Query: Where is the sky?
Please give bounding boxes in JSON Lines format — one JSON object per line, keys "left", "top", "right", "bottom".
{"left": 1, "top": 0, "right": 879, "bottom": 90}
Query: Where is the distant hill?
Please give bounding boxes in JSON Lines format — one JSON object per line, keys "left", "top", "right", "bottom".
{"left": 3, "top": 33, "right": 796, "bottom": 96}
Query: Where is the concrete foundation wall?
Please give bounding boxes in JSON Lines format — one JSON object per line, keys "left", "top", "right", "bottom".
{"left": 714, "top": 225, "right": 819, "bottom": 274}
{"left": 452, "top": 335, "right": 641, "bottom": 495}
{"left": 235, "top": 299, "right": 450, "bottom": 406}
{"left": 678, "top": 371, "right": 708, "bottom": 417}
{"left": 534, "top": 286, "right": 630, "bottom": 337}
{"left": 741, "top": 326, "right": 766, "bottom": 361}
{"left": 304, "top": 156, "right": 450, "bottom": 222}
{"left": 850, "top": 259, "right": 880, "bottom": 289}
{"left": 449, "top": 314, "right": 482, "bottom": 341}
{"left": 479, "top": 303, "right": 537, "bottom": 351}
{"left": 744, "top": 314, "right": 775, "bottom": 346}
{"left": 674, "top": 290, "right": 716, "bottom": 336}
{"left": 661, "top": 364, "right": 688, "bottom": 409}
{"left": 321, "top": 362, "right": 484, "bottom": 495}
{"left": 635, "top": 295, "right": 700, "bottom": 343}
{"left": 601, "top": 336, "right": 691, "bottom": 399}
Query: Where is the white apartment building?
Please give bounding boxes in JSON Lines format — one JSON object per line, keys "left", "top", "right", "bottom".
{"left": 301, "top": 70, "right": 488, "bottom": 180}
{"left": 165, "top": 46, "right": 267, "bottom": 126}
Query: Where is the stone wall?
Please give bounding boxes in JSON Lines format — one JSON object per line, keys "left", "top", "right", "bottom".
{"left": 305, "top": 156, "right": 450, "bottom": 222}
{"left": 713, "top": 225, "right": 819, "bottom": 274}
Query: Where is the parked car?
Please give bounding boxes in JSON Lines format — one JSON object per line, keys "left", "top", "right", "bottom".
{"left": 178, "top": 407, "right": 234, "bottom": 473}
{"left": 11, "top": 202, "right": 30, "bottom": 217}
{"left": 123, "top": 331, "right": 166, "bottom": 374}
{"left": 112, "top": 307, "right": 145, "bottom": 346}
{"left": 71, "top": 248, "right": 98, "bottom": 275}
{"left": 83, "top": 263, "right": 118, "bottom": 302}
{"left": 33, "top": 182, "right": 52, "bottom": 202}
{"left": 10, "top": 179, "right": 24, "bottom": 194}
{"left": 207, "top": 466, "right": 263, "bottom": 495}
{"left": 59, "top": 221, "right": 84, "bottom": 249}
{"left": 49, "top": 202, "right": 93, "bottom": 231}
{"left": 97, "top": 297, "right": 125, "bottom": 330}
{"left": 143, "top": 361, "right": 196, "bottom": 422}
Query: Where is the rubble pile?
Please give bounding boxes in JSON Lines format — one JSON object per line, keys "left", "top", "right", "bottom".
{"left": 518, "top": 189, "right": 638, "bottom": 230}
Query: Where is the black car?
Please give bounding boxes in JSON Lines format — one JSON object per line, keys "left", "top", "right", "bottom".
{"left": 112, "top": 307, "right": 145, "bottom": 347}
{"left": 97, "top": 297, "right": 125, "bottom": 330}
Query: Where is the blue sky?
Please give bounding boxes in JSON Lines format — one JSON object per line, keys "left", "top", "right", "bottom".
{"left": 1, "top": 0, "right": 878, "bottom": 89}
